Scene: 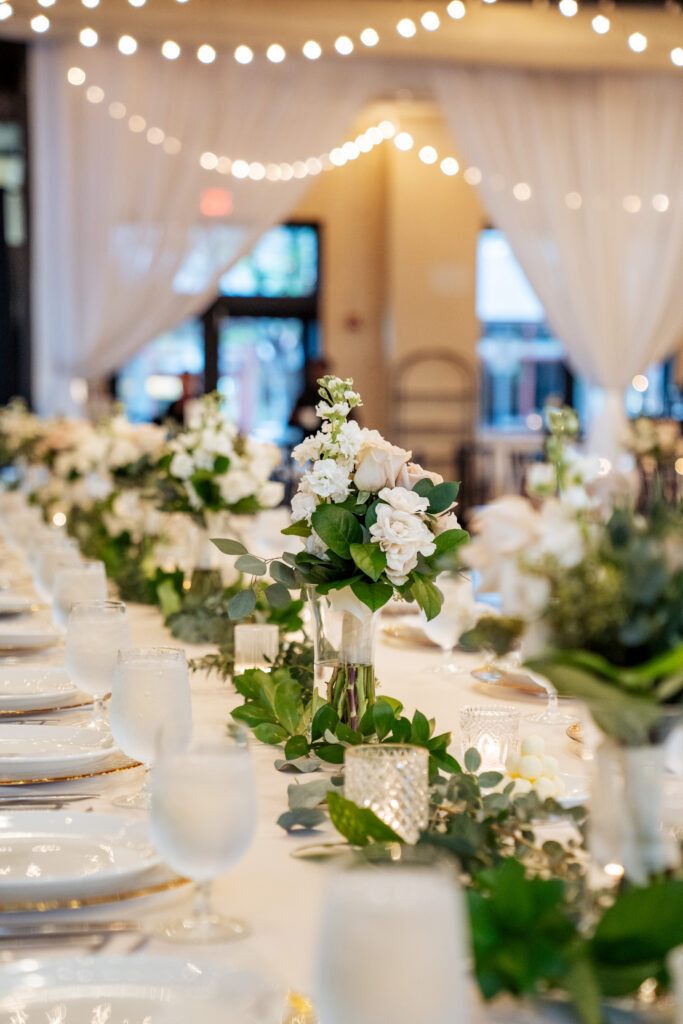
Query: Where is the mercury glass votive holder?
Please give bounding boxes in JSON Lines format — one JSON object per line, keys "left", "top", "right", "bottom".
{"left": 459, "top": 704, "right": 520, "bottom": 771}
{"left": 233, "top": 623, "right": 280, "bottom": 675}
{"left": 344, "top": 744, "right": 430, "bottom": 844}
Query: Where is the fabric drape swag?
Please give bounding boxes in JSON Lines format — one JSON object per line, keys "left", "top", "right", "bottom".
{"left": 30, "top": 43, "right": 382, "bottom": 414}
{"left": 432, "top": 67, "right": 683, "bottom": 459}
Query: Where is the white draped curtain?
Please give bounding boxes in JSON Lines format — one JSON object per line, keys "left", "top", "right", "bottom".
{"left": 29, "top": 43, "right": 382, "bottom": 414}
{"left": 432, "top": 67, "right": 683, "bottom": 459}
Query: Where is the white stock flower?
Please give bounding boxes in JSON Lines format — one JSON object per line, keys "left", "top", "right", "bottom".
{"left": 531, "top": 499, "right": 585, "bottom": 568}
{"left": 292, "top": 434, "right": 324, "bottom": 466}
{"left": 316, "top": 401, "right": 350, "bottom": 419}
{"left": 497, "top": 562, "right": 551, "bottom": 619}
{"left": 369, "top": 504, "right": 436, "bottom": 585}
{"left": 565, "top": 450, "right": 601, "bottom": 487}
{"left": 526, "top": 462, "right": 556, "bottom": 497}
{"left": 353, "top": 430, "right": 411, "bottom": 492}
{"left": 305, "top": 459, "right": 351, "bottom": 503}
{"left": 291, "top": 489, "right": 317, "bottom": 524}
{"left": 306, "top": 529, "right": 329, "bottom": 560}
{"left": 463, "top": 496, "right": 541, "bottom": 594}
{"left": 170, "top": 452, "right": 194, "bottom": 480}
{"left": 334, "top": 420, "right": 363, "bottom": 461}
{"left": 378, "top": 486, "right": 429, "bottom": 515}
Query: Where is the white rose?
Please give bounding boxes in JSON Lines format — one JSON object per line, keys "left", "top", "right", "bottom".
{"left": 463, "top": 496, "right": 541, "bottom": 594}
{"left": 378, "top": 486, "right": 429, "bottom": 515}
{"left": 497, "top": 562, "right": 551, "bottom": 619}
{"left": 258, "top": 481, "right": 284, "bottom": 508}
{"left": 353, "top": 430, "right": 411, "bottom": 492}
{"left": 395, "top": 462, "right": 444, "bottom": 490}
{"left": 370, "top": 504, "right": 436, "bottom": 584}
{"left": 433, "top": 511, "right": 461, "bottom": 535}
{"left": 305, "top": 459, "right": 351, "bottom": 503}
{"left": 531, "top": 499, "right": 584, "bottom": 569}
{"left": 170, "top": 452, "right": 194, "bottom": 480}
{"left": 218, "top": 470, "right": 257, "bottom": 504}
{"left": 291, "top": 490, "right": 317, "bottom": 524}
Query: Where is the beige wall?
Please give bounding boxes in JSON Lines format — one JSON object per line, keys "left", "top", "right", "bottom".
{"left": 293, "top": 102, "right": 486, "bottom": 440}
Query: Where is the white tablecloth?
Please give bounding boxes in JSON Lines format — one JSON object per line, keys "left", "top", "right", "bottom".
{"left": 0, "top": 536, "right": 589, "bottom": 1014}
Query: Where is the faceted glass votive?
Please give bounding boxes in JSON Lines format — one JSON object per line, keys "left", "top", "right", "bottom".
{"left": 344, "top": 745, "right": 430, "bottom": 844}
{"left": 233, "top": 623, "right": 280, "bottom": 675}
{"left": 459, "top": 704, "right": 520, "bottom": 771}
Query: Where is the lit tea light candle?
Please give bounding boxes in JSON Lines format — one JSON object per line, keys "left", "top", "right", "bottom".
{"left": 344, "top": 744, "right": 429, "bottom": 844}
{"left": 459, "top": 704, "right": 520, "bottom": 771}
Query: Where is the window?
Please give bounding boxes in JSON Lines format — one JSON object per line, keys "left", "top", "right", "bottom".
{"left": 476, "top": 229, "right": 682, "bottom": 430}
{"left": 476, "top": 230, "right": 572, "bottom": 431}
{"left": 115, "top": 223, "right": 320, "bottom": 440}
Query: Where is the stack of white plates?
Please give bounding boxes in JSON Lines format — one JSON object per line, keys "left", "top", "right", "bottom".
{"left": 0, "top": 724, "right": 115, "bottom": 782}
{"left": 0, "top": 594, "right": 33, "bottom": 616}
{"left": 0, "top": 666, "right": 87, "bottom": 715}
{"left": 0, "top": 957, "right": 281, "bottom": 1023}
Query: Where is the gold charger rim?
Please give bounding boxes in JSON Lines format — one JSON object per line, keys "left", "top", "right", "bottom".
{"left": 0, "top": 873, "right": 191, "bottom": 914}
{"left": 0, "top": 755, "right": 142, "bottom": 786}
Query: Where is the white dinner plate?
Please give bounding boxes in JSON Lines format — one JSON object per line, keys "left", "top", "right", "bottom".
{"left": 556, "top": 773, "right": 589, "bottom": 809}
{"left": 0, "top": 811, "right": 161, "bottom": 903}
{"left": 0, "top": 624, "right": 60, "bottom": 652}
{"left": 0, "top": 594, "right": 33, "bottom": 616}
{"left": 0, "top": 725, "right": 114, "bottom": 780}
{"left": 0, "top": 666, "right": 78, "bottom": 711}
{"left": 0, "top": 956, "right": 281, "bottom": 1023}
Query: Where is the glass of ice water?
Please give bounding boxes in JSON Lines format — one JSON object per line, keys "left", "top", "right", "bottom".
{"left": 66, "top": 600, "right": 131, "bottom": 731}
{"left": 110, "top": 646, "right": 193, "bottom": 809}
{"left": 150, "top": 729, "right": 257, "bottom": 944}
{"left": 314, "top": 848, "right": 469, "bottom": 1024}
{"left": 52, "top": 559, "right": 107, "bottom": 629}
{"left": 420, "top": 576, "right": 473, "bottom": 676}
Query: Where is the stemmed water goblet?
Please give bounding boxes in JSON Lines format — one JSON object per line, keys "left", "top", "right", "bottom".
{"left": 109, "top": 646, "right": 193, "bottom": 809}
{"left": 65, "top": 600, "right": 131, "bottom": 732}
{"left": 149, "top": 728, "right": 257, "bottom": 943}
{"left": 52, "top": 559, "right": 107, "bottom": 630}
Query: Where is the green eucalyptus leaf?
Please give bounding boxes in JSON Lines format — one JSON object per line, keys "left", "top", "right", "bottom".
{"left": 478, "top": 771, "right": 504, "bottom": 789}
{"left": 288, "top": 778, "right": 334, "bottom": 810}
{"left": 270, "top": 561, "right": 297, "bottom": 587}
{"left": 265, "top": 583, "right": 294, "bottom": 609}
{"left": 234, "top": 554, "right": 267, "bottom": 576}
{"left": 464, "top": 747, "right": 482, "bottom": 772}
{"left": 227, "top": 588, "right": 257, "bottom": 621}
{"left": 211, "top": 537, "right": 248, "bottom": 556}
{"left": 277, "top": 808, "right": 327, "bottom": 832}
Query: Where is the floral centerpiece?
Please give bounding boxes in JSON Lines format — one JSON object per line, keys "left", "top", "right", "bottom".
{"left": 462, "top": 408, "right": 683, "bottom": 881}
{"left": 214, "top": 375, "right": 467, "bottom": 726}
{"left": 159, "top": 393, "right": 284, "bottom": 528}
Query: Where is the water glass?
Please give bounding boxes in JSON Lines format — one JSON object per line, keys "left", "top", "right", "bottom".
{"left": 150, "top": 730, "right": 257, "bottom": 943}
{"left": 420, "top": 575, "right": 474, "bottom": 675}
{"left": 233, "top": 623, "right": 279, "bottom": 675}
{"left": 66, "top": 601, "right": 131, "bottom": 731}
{"left": 34, "top": 537, "right": 80, "bottom": 601}
{"left": 344, "top": 745, "right": 430, "bottom": 844}
{"left": 459, "top": 704, "right": 520, "bottom": 771}
{"left": 314, "top": 849, "right": 469, "bottom": 1024}
{"left": 52, "top": 559, "right": 106, "bottom": 629}
{"left": 110, "top": 646, "right": 192, "bottom": 808}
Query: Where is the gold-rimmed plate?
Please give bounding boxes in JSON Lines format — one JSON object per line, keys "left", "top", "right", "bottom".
{"left": 0, "top": 749, "right": 142, "bottom": 786}
{"left": 0, "top": 869, "right": 190, "bottom": 914}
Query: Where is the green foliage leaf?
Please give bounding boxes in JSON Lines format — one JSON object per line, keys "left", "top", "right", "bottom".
{"left": 327, "top": 791, "right": 403, "bottom": 846}
{"left": 349, "top": 542, "right": 387, "bottom": 582}
{"left": 252, "top": 722, "right": 288, "bottom": 745}
{"left": 287, "top": 778, "right": 335, "bottom": 810}
{"left": 311, "top": 704, "right": 339, "bottom": 742}
{"left": 231, "top": 704, "right": 276, "bottom": 728}
{"left": 410, "top": 576, "right": 442, "bottom": 621}
{"left": 227, "top": 588, "right": 257, "bottom": 621}
{"left": 410, "top": 710, "right": 431, "bottom": 744}
{"left": 266, "top": 583, "right": 294, "bottom": 609}
{"left": 316, "top": 744, "right": 345, "bottom": 764}
{"left": 465, "top": 747, "right": 482, "bottom": 772}
{"left": 213, "top": 454, "right": 230, "bottom": 474}
{"left": 284, "top": 735, "right": 310, "bottom": 761}
{"left": 478, "top": 771, "right": 504, "bottom": 789}
{"left": 350, "top": 578, "right": 393, "bottom": 612}
{"left": 270, "top": 561, "right": 297, "bottom": 587}
{"left": 311, "top": 504, "right": 363, "bottom": 559}
{"left": 412, "top": 478, "right": 435, "bottom": 497}
{"left": 235, "top": 554, "right": 267, "bottom": 576}
{"left": 372, "top": 699, "right": 396, "bottom": 740}
{"left": 157, "top": 578, "right": 182, "bottom": 618}
{"left": 426, "top": 481, "right": 460, "bottom": 514}
{"left": 592, "top": 880, "right": 683, "bottom": 965}
{"left": 277, "top": 808, "right": 327, "bottom": 832}
{"left": 282, "top": 521, "right": 312, "bottom": 537}
{"left": 211, "top": 537, "right": 248, "bottom": 556}
{"left": 274, "top": 689, "right": 303, "bottom": 735}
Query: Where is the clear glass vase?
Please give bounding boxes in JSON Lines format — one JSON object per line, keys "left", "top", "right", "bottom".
{"left": 306, "top": 585, "right": 377, "bottom": 730}
{"left": 588, "top": 709, "right": 683, "bottom": 886}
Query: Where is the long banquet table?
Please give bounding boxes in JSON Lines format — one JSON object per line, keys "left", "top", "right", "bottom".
{"left": 0, "top": 526, "right": 591, "bottom": 1020}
